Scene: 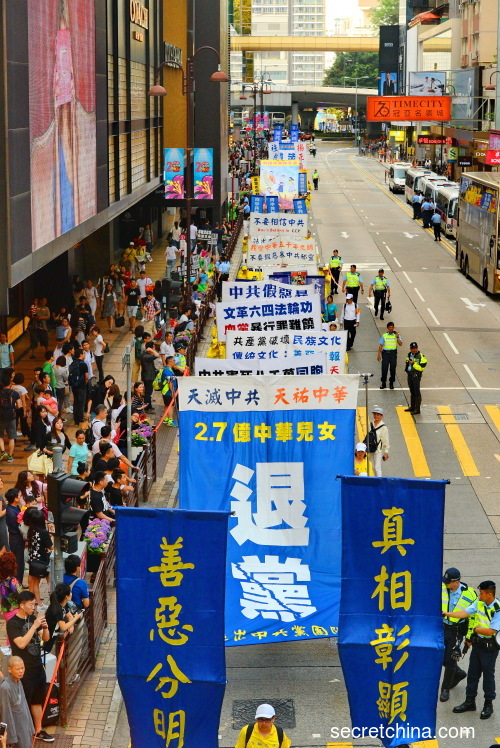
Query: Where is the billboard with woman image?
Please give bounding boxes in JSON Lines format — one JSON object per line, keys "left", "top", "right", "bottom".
{"left": 28, "top": 0, "right": 97, "bottom": 252}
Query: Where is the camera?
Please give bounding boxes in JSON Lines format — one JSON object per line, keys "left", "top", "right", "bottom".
{"left": 0, "top": 723, "right": 7, "bottom": 737}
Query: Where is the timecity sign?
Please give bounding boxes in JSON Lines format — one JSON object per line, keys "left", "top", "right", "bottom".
{"left": 130, "top": 0, "right": 149, "bottom": 29}
{"left": 366, "top": 96, "right": 452, "bottom": 122}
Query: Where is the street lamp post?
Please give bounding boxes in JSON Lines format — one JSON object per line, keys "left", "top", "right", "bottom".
{"left": 345, "top": 76, "right": 369, "bottom": 150}
{"left": 149, "top": 47, "right": 229, "bottom": 303}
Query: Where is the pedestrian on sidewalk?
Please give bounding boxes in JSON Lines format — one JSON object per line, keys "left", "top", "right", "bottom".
{"left": 369, "top": 269, "right": 390, "bottom": 321}
{"left": 342, "top": 264, "right": 364, "bottom": 304}
{"left": 312, "top": 169, "right": 319, "bottom": 189}
{"left": 339, "top": 294, "right": 360, "bottom": 352}
{"left": 234, "top": 703, "right": 291, "bottom": 748}
{"left": 141, "top": 338, "right": 161, "bottom": 410}
{"left": 431, "top": 210, "right": 442, "bottom": 241}
{"left": 142, "top": 290, "right": 161, "bottom": 336}
{"left": 6, "top": 489, "right": 24, "bottom": 582}
{"left": 68, "top": 349, "right": 89, "bottom": 427}
{"left": 6, "top": 592, "right": 53, "bottom": 743}
{"left": 0, "top": 370, "right": 20, "bottom": 463}
{"left": 125, "top": 279, "right": 141, "bottom": 333}
{"left": 101, "top": 283, "right": 117, "bottom": 334}
{"left": 404, "top": 342, "right": 427, "bottom": 415}
{"left": 0, "top": 332, "right": 14, "bottom": 379}
{"left": 0, "top": 656, "right": 35, "bottom": 748}
{"left": 131, "top": 326, "right": 145, "bottom": 383}
{"left": 377, "top": 321, "right": 402, "bottom": 390}
{"left": 367, "top": 407, "right": 390, "bottom": 477}
{"left": 165, "top": 243, "right": 179, "bottom": 278}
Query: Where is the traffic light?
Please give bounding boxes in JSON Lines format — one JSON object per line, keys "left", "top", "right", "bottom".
{"left": 47, "top": 471, "right": 90, "bottom": 553}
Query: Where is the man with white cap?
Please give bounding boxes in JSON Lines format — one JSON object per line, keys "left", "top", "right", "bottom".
{"left": 234, "top": 703, "right": 291, "bottom": 747}
{"left": 366, "top": 407, "right": 390, "bottom": 477}
{"left": 339, "top": 294, "right": 360, "bottom": 352}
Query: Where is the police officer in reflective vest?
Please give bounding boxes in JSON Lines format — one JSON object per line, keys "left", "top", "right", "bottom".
{"left": 377, "top": 322, "right": 402, "bottom": 389}
{"left": 440, "top": 567, "right": 477, "bottom": 703}
{"left": 368, "top": 269, "right": 391, "bottom": 320}
{"left": 329, "top": 250, "right": 342, "bottom": 295}
{"left": 404, "top": 342, "right": 427, "bottom": 415}
{"left": 342, "top": 264, "right": 364, "bottom": 304}
{"left": 443, "top": 580, "right": 500, "bottom": 719}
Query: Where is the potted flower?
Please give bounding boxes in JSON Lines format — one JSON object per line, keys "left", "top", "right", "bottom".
{"left": 84, "top": 518, "right": 112, "bottom": 573}
{"left": 130, "top": 428, "right": 151, "bottom": 461}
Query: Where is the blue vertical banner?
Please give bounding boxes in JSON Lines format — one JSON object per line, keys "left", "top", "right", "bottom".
{"left": 266, "top": 196, "right": 280, "bottom": 213}
{"left": 178, "top": 375, "right": 359, "bottom": 646}
{"left": 250, "top": 195, "right": 265, "bottom": 213}
{"left": 290, "top": 124, "right": 299, "bottom": 143}
{"left": 193, "top": 147, "right": 214, "bottom": 199}
{"left": 338, "top": 477, "right": 446, "bottom": 748}
{"left": 293, "top": 198, "right": 307, "bottom": 214}
{"left": 298, "top": 170, "right": 308, "bottom": 195}
{"left": 164, "top": 148, "right": 185, "bottom": 199}
{"left": 273, "top": 126, "right": 283, "bottom": 142}
{"left": 116, "top": 507, "right": 229, "bottom": 748}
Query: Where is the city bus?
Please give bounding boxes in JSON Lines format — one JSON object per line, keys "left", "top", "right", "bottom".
{"left": 388, "top": 162, "right": 412, "bottom": 193}
{"left": 456, "top": 172, "right": 500, "bottom": 293}
{"left": 435, "top": 184, "right": 459, "bottom": 238}
{"left": 270, "top": 112, "right": 286, "bottom": 128}
{"left": 405, "top": 167, "right": 437, "bottom": 203}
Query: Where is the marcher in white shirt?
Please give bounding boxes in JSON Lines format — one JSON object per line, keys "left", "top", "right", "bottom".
{"left": 84, "top": 280, "right": 99, "bottom": 316}
{"left": 164, "top": 245, "right": 178, "bottom": 278}
{"left": 368, "top": 407, "right": 390, "bottom": 477}
{"left": 339, "top": 294, "right": 360, "bottom": 351}
{"left": 159, "top": 332, "right": 175, "bottom": 365}
{"left": 136, "top": 272, "right": 153, "bottom": 301}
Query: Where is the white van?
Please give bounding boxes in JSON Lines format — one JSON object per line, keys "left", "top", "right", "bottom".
{"left": 435, "top": 184, "right": 459, "bottom": 237}
{"left": 388, "top": 162, "right": 412, "bottom": 193}
{"left": 405, "top": 167, "right": 438, "bottom": 204}
{"left": 420, "top": 176, "right": 457, "bottom": 203}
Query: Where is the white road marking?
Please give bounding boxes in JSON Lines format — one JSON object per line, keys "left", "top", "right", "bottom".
{"left": 403, "top": 232, "right": 419, "bottom": 239}
{"left": 394, "top": 257, "right": 402, "bottom": 267}
{"left": 385, "top": 245, "right": 393, "bottom": 254}
{"left": 340, "top": 232, "right": 350, "bottom": 238}
{"left": 427, "top": 307, "right": 440, "bottom": 325}
{"left": 402, "top": 271, "right": 412, "bottom": 284}
{"left": 463, "top": 364, "right": 481, "bottom": 389}
{"left": 461, "top": 297, "right": 486, "bottom": 312}
{"left": 312, "top": 734, "right": 321, "bottom": 738}
{"left": 414, "top": 287, "right": 425, "bottom": 302}
{"left": 443, "top": 333, "right": 459, "bottom": 354}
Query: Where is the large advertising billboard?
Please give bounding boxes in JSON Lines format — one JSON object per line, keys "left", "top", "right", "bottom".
{"left": 28, "top": 0, "right": 97, "bottom": 252}
{"left": 366, "top": 97, "right": 451, "bottom": 122}
{"left": 408, "top": 72, "right": 447, "bottom": 96}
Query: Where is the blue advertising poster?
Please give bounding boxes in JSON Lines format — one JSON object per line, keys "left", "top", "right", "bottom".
{"left": 193, "top": 147, "right": 213, "bottom": 199}
{"left": 298, "top": 170, "right": 308, "bottom": 195}
{"left": 266, "top": 196, "right": 280, "bottom": 213}
{"left": 178, "top": 375, "right": 359, "bottom": 646}
{"left": 164, "top": 148, "right": 185, "bottom": 199}
{"left": 116, "top": 507, "right": 229, "bottom": 748}
{"left": 250, "top": 195, "right": 265, "bottom": 213}
{"left": 338, "top": 477, "right": 446, "bottom": 748}
{"left": 293, "top": 198, "right": 307, "bottom": 214}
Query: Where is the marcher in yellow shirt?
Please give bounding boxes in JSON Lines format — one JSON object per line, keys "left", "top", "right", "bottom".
{"left": 354, "top": 442, "right": 368, "bottom": 476}
{"left": 234, "top": 704, "right": 291, "bottom": 748}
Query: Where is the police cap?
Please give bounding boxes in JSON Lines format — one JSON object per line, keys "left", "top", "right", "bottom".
{"left": 410, "top": 342, "right": 418, "bottom": 349}
{"left": 442, "top": 567, "right": 461, "bottom": 584}
{"left": 478, "top": 580, "right": 496, "bottom": 591}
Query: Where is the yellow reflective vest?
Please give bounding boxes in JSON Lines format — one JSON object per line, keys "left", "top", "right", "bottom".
{"left": 475, "top": 599, "right": 500, "bottom": 638}
{"left": 345, "top": 271, "right": 360, "bottom": 288}
{"left": 406, "top": 351, "right": 427, "bottom": 372}
{"left": 373, "top": 276, "right": 388, "bottom": 291}
{"left": 330, "top": 256, "right": 342, "bottom": 269}
{"left": 382, "top": 332, "right": 398, "bottom": 350}
{"left": 442, "top": 582, "right": 477, "bottom": 638}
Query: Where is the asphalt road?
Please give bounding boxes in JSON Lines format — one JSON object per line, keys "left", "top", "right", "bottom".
{"left": 114, "top": 142, "right": 500, "bottom": 748}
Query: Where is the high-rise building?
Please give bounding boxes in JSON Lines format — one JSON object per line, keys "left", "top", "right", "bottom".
{"left": 249, "top": 0, "right": 325, "bottom": 86}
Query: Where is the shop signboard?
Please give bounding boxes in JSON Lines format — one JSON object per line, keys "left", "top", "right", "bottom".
{"left": 367, "top": 97, "right": 451, "bottom": 122}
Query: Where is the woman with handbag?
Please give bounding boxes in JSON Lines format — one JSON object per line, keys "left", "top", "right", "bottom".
{"left": 14, "top": 471, "right": 46, "bottom": 510}
{"left": 101, "top": 283, "right": 117, "bottom": 334}
{"left": 43, "top": 417, "right": 71, "bottom": 457}
{"left": 27, "top": 510, "right": 53, "bottom": 607}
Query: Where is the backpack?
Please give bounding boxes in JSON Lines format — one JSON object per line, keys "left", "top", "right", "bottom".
{"left": 84, "top": 420, "right": 100, "bottom": 449}
{"left": 152, "top": 371, "right": 163, "bottom": 391}
{"left": 68, "top": 360, "right": 85, "bottom": 389}
{"left": 245, "top": 723, "right": 284, "bottom": 747}
{"left": 0, "top": 389, "right": 17, "bottom": 421}
{"left": 365, "top": 422, "right": 383, "bottom": 454}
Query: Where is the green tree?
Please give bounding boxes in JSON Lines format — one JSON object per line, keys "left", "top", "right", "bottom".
{"left": 369, "top": 0, "right": 399, "bottom": 27}
{"left": 323, "top": 52, "right": 378, "bottom": 89}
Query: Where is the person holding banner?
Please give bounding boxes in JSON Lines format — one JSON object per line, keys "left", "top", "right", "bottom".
{"left": 234, "top": 703, "right": 290, "bottom": 748}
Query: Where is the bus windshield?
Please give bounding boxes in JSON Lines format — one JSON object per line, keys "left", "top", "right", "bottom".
{"left": 393, "top": 168, "right": 406, "bottom": 179}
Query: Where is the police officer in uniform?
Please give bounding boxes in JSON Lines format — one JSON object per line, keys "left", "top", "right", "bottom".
{"left": 368, "top": 269, "right": 391, "bottom": 320}
{"left": 440, "top": 567, "right": 477, "bottom": 703}
{"left": 377, "top": 322, "right": 402, "bottom": 389}
{"left": 404, "top": 342, "right": 427, "bottom": 415}
{"left": 329, "top": 250, "right": 342, "bottom": 295}
{"left": 443, "top": 580, "right": 500, "bottom": 719}
{"left": 342, "top": 264, "right": 364, "bottom": 304}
